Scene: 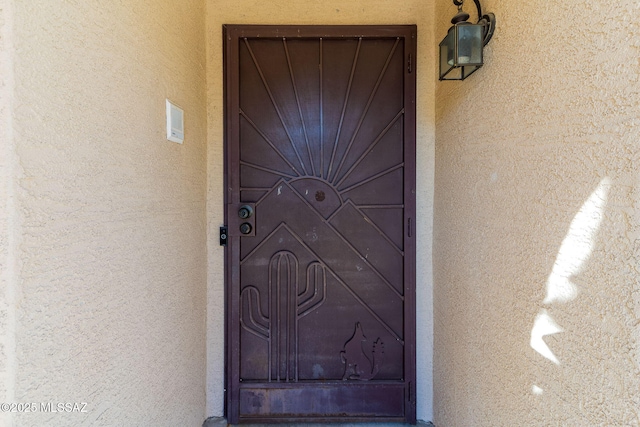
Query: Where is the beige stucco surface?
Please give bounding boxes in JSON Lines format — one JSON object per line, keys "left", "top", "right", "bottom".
{"left": 1, "top": 1, "right": 208, "bottom": 425}
{"left": 205, "top": 0, "right": 436, "bottom": 421}
{"left": 434, "top": 0, "right": 640, "bottom": 425}
{"left": 0, "top": 0, "right": 13, "bottom": 419}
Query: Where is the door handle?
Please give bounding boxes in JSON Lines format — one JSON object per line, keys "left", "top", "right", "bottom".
{"left": 238, "top": 205, "right": 254, "bottom": 219}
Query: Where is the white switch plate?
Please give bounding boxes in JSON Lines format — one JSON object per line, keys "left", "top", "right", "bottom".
{"left": 166, "top": 99, "right": 184, "bottom": 144}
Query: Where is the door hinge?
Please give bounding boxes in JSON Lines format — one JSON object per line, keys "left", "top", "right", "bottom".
{"left": 220, "top": 226, "right": 228, "bottom": 246}
{"left": 407, "top": 54, "right": 413, "bottom": 74}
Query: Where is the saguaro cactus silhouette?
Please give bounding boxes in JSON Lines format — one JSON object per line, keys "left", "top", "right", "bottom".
{"left": 240, "top": 251, "right": 326, "bottom": 381}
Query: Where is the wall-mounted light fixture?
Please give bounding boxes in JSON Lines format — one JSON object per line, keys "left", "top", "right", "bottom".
{"left": 439, "top": 0, "right": 496, "bottom": 81}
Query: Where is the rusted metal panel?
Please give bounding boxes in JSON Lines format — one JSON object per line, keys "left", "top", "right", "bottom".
{"left": 239, "top": 384, "right": 405, "bottom": 418}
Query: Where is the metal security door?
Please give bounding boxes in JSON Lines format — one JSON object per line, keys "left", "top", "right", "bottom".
{"left": 224, "top": 25, "right": 416, "bottom": 424}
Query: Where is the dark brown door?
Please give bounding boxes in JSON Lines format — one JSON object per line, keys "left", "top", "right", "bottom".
{"left": 224, "top": 25, "right": 416, "bottom": 424}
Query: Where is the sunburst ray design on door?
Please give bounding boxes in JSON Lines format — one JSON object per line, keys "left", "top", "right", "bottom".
{"left": 237, "top": 33, "right": 408, "bottom": 386}
{"left": 228, "top": 26, "right": 416, "bottom": 423}
{"left": 239, "top": 36, "right": 406, "bottom": 231}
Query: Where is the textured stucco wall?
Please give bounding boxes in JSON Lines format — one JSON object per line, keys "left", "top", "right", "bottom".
{"left": 205, "top": 0, "right": 436, "bottom": 421}
{"left": 3, "top": 1, "right": 208, "bottom": 426}
{"left": 0, "top": 2, "right": 14, "bottom": 425}
{"left": 434, "top": 0, "right": 640, "bottom": 425}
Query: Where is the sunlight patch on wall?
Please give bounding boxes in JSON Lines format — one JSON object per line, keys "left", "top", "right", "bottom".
{"left": 530, "top": 309, "right": 563, "bottom": 365}
{"left": 543, "top": 178, "right": 611, "bottom": 304}
{"left": 530, "top": 178, "right": 611, "bottom": 364}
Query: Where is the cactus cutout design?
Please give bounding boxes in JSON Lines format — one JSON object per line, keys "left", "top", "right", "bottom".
{"left": 240, "top": 251, "right": 326, "bottom": 381}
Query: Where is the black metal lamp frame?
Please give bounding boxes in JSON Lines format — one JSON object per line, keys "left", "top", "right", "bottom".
{"left": 439, "top": 0, "right": 496, "bottom": 80}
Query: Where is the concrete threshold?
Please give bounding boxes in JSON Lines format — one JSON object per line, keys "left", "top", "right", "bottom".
{"left": 203, "top": 418, "right": 434, "bottom": 427}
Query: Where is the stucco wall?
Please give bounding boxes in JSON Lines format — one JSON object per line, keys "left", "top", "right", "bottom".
{"left": 3, "top": 1, "right": 208, "bottom": 426}
{"left": 434, "top": 0, "right": 640, "bottom": 425}
{"left": 205, "top": 0, "right": 436, "bottom": 421}
{"left": 0, "top": 2, "right": 13, "bottom": 425}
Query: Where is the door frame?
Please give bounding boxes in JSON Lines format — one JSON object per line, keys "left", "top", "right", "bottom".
{"left": 223, "top": 24, "right": 417, "bottom": 424}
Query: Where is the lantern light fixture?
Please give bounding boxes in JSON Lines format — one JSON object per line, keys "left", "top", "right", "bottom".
{"left": 439, "top": 0, "right": 496, "bottom": 81}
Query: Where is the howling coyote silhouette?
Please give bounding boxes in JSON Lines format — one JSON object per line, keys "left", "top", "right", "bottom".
{"left": 340, "top": 322, "right": 384, "bottom": 381}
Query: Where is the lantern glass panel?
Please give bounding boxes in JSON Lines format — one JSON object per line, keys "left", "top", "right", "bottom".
{"left": 456, "top": 24, "right": 483, "bottom": 65}
{"left": 439, "top": 28, "right": 456, "bottom": 80}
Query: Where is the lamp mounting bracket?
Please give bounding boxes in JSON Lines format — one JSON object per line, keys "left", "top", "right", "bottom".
{"left": 451, "top": 0, "right": 496, "bottom": 46}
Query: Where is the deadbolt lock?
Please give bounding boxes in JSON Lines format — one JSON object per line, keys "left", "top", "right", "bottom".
{"left": 239, "top": 223, "right": 253, "bottom": 235}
